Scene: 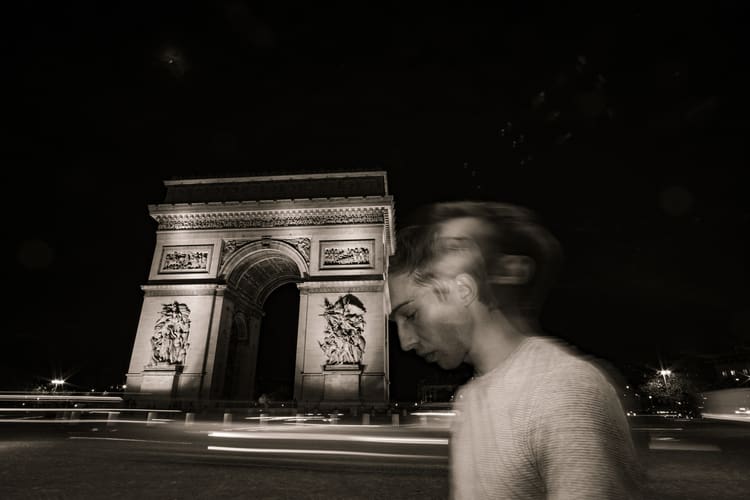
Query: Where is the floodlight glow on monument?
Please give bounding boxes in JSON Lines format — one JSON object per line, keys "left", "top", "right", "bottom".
{"left": 124, "top": 172, "right": 395, "bottom": 407}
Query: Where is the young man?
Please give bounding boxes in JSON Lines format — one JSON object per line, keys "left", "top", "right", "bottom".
{"left": 387, "top": 201, "right": 642, "bottom": 500}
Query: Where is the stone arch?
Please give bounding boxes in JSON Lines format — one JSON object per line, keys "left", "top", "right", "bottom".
{"left": 125, "top": 171, "right": 394, "bottom": 407}
{"left": 221, "top": 239, "right": 308, "bottom": 304}
{"left": 218, "top": 240, "right": 307, "bottom": 400}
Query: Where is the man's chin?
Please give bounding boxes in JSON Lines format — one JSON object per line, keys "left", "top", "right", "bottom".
{"left": 436, "top": 358, "right": 461, "bottom": 370}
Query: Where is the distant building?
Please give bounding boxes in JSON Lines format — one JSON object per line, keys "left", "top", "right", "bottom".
{"left": 659, "top": 349, "right": 750, "bottom": 391}
{"left": 418, "top": 382, "right": 459, "bottom": 403}
{"left": 713, "top": 352, "right": 750, "bottom": 387}
{"left": 416, "top": 366, "right": 472, "bottom": 403}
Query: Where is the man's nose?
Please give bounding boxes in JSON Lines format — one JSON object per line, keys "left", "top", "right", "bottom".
{"left": 396, "top": 324, "right": 419, "bottom": 352}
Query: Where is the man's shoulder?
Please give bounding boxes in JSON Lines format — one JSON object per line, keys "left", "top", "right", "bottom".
{"left": 518, "top": 336, "right": 596, "bottom": 372}
{"left": 468, "top": 336, "right": 618, "bottom": 406}
{"left": 503, "top": 336, "right": 615, "bottom": 392}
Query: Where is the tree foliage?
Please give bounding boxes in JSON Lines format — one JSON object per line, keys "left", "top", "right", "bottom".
{"left": 639, "top": 371, "right": 700, "bottom": 412}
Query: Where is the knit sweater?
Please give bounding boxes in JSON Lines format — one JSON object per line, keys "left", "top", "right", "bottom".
{"left": 450, "top": 335, "right": 642, "bottom": 499}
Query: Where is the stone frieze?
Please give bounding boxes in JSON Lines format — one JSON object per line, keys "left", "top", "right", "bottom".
{"left": 153, "top": 207, "right": 387, "bottom": 231}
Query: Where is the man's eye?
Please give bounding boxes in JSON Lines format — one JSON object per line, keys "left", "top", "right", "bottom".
{"left": 406, "top": 312, "right": 416, "bottom": 321}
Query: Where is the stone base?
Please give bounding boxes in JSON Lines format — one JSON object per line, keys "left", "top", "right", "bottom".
{"left": 323, "top": 364, "right": 363, "bottom": 401}
{"left": 140, "top": 363, "right": 183, "bottom": 397}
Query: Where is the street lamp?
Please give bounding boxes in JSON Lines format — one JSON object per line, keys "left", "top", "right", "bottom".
{"left": 658, "top": 369, "right": 672, "bottom": 388}
{"left": 51, "top": 379, "right": 65, "bottom": 392}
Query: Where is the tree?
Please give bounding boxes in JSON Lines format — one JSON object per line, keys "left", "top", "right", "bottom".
{"left": 639, "top": 370, "right": 701, "bottom": 415}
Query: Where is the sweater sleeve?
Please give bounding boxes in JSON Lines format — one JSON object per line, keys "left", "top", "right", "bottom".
{"left": 528, "top": 362, "right": 644, "bottom": 500}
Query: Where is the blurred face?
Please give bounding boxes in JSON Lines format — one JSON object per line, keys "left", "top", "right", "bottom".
{"left": 437, "top": 216, "right": 491, "bottom": 239}
{"left": 388, "top": 271, "right": 472, "bottom": 370}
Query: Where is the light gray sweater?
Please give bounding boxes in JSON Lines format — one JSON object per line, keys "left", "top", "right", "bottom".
{"left": 451, "top": 335, "right": 643, "bottom": 499}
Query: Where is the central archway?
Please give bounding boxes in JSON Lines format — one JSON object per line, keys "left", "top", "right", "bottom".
{"left": 254, "top": 282, "right": 300, "bottom": 401}
{"left": 218, "top": 240, "right": 307, "bottom": 401}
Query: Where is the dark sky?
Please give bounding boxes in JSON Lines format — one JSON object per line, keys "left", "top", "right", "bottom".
{"left": 4, "top": 1, "right": 749, "bottom": 397}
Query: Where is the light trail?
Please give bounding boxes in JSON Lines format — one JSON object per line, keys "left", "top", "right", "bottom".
{"left": 632, "top": 427, "right": 684, "bottom": 431}
{"left": 207, "top": 446, "right": 445, "bottom": 459}
{"left": 0, "top": 408, "right": 181, "bottom": 413}
{"left": 208, "top": 431, "right": 448, "bottom": 445}
{"left": 410, "top": 411, "right": 456, "bottom": 417}
{"left": 0, "top": 395, "right": 124, "bottom": 403}
{"left": 701, "top": 413, "right": 750, "bottom": 423}
{"left": 0, "top": 419, "right": 167, "bottom": 425}
{"left": 648, "top": 439, "right": 721, "bottom": 452}
{"left": 69, "top": 437, "right": 192, "bottom": 445}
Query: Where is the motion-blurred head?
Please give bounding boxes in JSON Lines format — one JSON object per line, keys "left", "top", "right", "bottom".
{"left": 387, "top": 201, "right": 562, "bottom": 370}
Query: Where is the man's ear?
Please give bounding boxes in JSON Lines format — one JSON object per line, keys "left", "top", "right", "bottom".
{"left": 490, "top": 255, "right": 535, "bottom": 285}
{"left": 454, "top": 273, "right": 479, "bottom": 306}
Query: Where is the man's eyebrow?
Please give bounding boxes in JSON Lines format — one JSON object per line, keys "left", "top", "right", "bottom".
{"left": 390, "top": 300, "right": 413, "bottom": 316}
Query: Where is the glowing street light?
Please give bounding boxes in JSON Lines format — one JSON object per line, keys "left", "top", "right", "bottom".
{"left": 658, "top": 369, "right": 672, "bottom": 388}
{"left": 51, "top": 379, "right": 65, "bottom": 392}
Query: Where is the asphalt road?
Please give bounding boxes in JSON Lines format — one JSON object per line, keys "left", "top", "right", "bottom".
{"left": 1, "top": 414, "right": 749, "bottom": 499}
{"left": 0, "top": 415, "right": 451, "bottom": 500}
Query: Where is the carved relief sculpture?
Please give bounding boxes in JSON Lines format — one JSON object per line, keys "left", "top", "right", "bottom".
{"left": 323, "top": 246, "right": 369, "bottom": 265}
{"left": 288, "top": 237, "right": 311, "bottom": 263}
{"left": 149, "top": 301, "right": 191, "bottom": 366}
{"left": 318, "top": 294, "right": 367, "bottom": 365}
{"left": 159, "top": 245, "right": 212, "bottom": 273}
{"left": 154, "top": 207, "right": 386, "bottom": 231}
{"left": 221, "top": 240, "right": 244, "bottom": 262}
{"left": 319, "top": 239, "right": 374, "bottom": 269}
{"left": 221, "top": 237, "right": 311, "bottom": 265}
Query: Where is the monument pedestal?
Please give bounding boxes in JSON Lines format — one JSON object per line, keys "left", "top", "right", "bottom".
{"left": 140, "top": 363, "right": 183, "bottom": 397}
{"left": 323, "top": 364, "right": 363, "bottom": 401}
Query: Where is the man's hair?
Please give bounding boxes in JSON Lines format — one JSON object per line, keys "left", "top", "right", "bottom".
{"left": 389, "top": 201, "right": 563, "bottom": 318}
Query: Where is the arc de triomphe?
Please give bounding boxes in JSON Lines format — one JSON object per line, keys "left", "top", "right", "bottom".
{"left": 125, "top": 171, "right": 395, "bottom": 405}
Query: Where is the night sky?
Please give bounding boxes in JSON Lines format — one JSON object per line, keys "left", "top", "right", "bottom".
{"left": 5, "top": 1, "right": 749, "bottom": 399}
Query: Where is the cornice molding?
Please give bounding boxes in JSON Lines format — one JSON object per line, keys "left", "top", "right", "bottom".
{"left": 298, "top": 280, "right": 384, "bottom": 294}
{"left": 141, "top": 283, "right": 227, "bottom": 297}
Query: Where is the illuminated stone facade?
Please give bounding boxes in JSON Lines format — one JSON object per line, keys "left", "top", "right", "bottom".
{"left": 125, "top": 172, "right": 395, "bottom": 405}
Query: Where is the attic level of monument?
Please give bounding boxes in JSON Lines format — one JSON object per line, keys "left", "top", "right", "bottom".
{"left": 161, "top": 171, "right": 389, "bottom": 205}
